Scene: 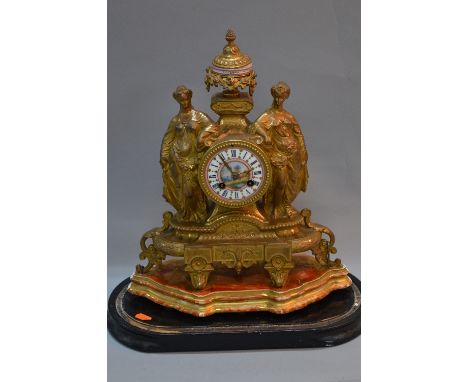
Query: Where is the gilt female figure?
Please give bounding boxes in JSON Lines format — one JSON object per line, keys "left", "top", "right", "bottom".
{"left": 250, "top": 82, "right": 308, "bottom": 220}
{"left": 160, "top": 86, "right": 216, "bottom": 223}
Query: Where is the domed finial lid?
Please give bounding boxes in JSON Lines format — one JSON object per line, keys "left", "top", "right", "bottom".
{"left": 205, "top": 29, "right": 257, "bottom": 96}
{"left": 211, "top": 29, "right": 252, "bottom": 69}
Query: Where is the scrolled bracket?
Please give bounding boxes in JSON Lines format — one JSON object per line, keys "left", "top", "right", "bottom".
{"left": 135, "top": 244, "right": 166, "bottom": 274}
{"left": 135, "top": 211, "right": 173, "bottom": 274}
{"left": 301, "top": 208, "right": 341, "bottom": 268}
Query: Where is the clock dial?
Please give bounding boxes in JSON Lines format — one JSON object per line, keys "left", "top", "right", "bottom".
{"left": 206, "top": 148, "right": 264, "bottom": 200}
{"left": 199, "top": 140, "right": 271, "bottom": 208}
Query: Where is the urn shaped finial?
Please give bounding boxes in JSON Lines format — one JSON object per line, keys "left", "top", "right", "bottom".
{"left": 205, "top": 29, "right": 257, "bottom": 96}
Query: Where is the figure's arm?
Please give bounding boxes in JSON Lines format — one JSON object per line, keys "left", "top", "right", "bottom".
{"left": 249, "top": 118, "right": 271, "bottom": 145}
{"left": 197, "top": 113, "right": 220, "bottom": 151}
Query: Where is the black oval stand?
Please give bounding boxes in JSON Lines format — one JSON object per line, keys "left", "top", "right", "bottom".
{"left": 107, "top": 274, "right": 361, "bottom": 353}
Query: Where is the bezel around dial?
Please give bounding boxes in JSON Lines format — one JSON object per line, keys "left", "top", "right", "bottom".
{"left": 198, "top": 139, "right": 272, "bottom": 208}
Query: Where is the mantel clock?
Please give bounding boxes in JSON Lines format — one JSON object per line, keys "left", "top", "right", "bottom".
{"left": 108, "top": 30, "right": 361, "bottom": 351}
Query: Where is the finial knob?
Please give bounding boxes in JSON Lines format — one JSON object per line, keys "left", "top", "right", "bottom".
{"left": 225, "top": 29, "right": 236, "bottom": 43}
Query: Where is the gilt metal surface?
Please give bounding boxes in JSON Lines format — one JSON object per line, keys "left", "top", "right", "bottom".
{"left": 129, "top": 30, "right": 349, "bottom": 313}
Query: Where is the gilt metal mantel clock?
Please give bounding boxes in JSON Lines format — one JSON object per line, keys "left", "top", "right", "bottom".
{"left": 108, "top": 30, "right": 361, "bottom": 352}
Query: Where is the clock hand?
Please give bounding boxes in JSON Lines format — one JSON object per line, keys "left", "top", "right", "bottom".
{"left": 221, "top": 158, "right": 234, "bottom": 174}
{"left": 224, "top": 177, "right": 250, "bottom": 186}
{"left": 237, "top": 169, "right": 252, "bottom": 177}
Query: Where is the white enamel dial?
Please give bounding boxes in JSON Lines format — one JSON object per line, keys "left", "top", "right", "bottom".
{"left": 199, "top": 140, "right": 271, "bottom": 208}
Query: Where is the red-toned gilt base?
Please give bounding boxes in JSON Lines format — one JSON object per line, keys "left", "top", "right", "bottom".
{"left": 128, "top": 254, "right": 352, "bottom": 317}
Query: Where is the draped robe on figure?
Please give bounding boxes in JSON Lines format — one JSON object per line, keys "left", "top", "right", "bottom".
{"left": 251, "top": 108, "right": 308, "bottom": 219}
{"left": 160, "top": 109, "right": 216, "bottom": 223}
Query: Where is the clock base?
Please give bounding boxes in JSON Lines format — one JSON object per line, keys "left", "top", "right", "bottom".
{"left": 137, "top": 208, "right": 340, "bottom": 290}
{"left": 128, "top": 254, "right": 352, "bottom": 317}
{"left": 108, "top": 272, "right": 360, "bottom": 352}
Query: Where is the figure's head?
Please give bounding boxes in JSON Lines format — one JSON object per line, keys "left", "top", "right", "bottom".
{"left": 173, "top": 85, "right": 193, "bottom": 110}
{"left": 271, "top": 81, "right": 290, "bottom": 108}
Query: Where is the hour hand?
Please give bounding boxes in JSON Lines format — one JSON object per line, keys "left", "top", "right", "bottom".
{"left": 224, "top": 177, "right": 249, "bottom": 186}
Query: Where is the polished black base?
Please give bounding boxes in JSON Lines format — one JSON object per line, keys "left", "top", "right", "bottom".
{"left": 107, "top": 274, "right": 361, "bottom": 353}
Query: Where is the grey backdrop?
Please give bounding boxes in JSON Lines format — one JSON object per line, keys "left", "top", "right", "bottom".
{"left": 108, "top": 0, "right": 360, "bottom": 381}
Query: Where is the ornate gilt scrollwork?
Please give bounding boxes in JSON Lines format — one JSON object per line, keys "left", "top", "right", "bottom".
{"left": 263, "top": 244, "right": 294, "bottom": 287}
{"left": 264, "top": 254, "right": 294, "bottom": 287}
{"left": 135, "top": 212, "right": 173, "bottom": 274}
{"left": 205, "top": 67, "right": 257, "bottom": 96}
{"left": 301, "top": 208, "right": 341, "bottom": 267}
{"left": 214, "top": 245, "right": 263, "bottom": 275}
{"left": 184, "top": 257, "right": 214, "bottom": 290}
{"left": 135, "top": 245, "right": 166, "bottom": 274}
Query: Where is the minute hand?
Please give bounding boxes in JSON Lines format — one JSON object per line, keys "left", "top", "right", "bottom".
{"left": 221, "top": 158, "right": 234, "bottom": 174}
{"left": 237, "top": 169, "right": 252, "bottom": 177}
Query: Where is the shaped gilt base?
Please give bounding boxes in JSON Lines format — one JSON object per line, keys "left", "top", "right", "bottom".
{"left": 128, "top": 254, "right": 352, "bottom": 317}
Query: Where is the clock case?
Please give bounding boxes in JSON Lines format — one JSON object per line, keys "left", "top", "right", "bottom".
{"left": 120, "top": 30, "right": 357, "bottom": 320}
